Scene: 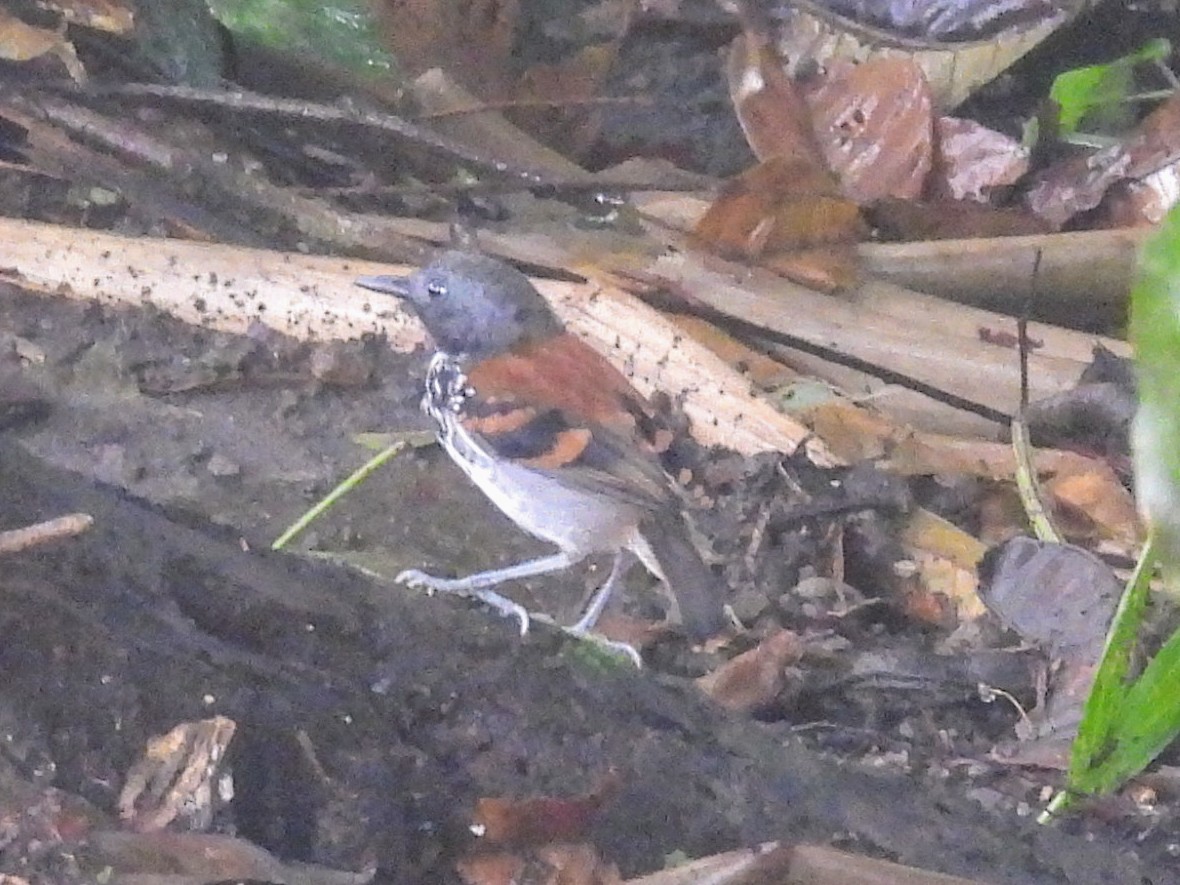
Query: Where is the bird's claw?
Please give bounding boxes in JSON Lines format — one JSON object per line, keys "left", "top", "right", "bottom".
{"left": 561, "top": 625, "right": 643, "bottom": 668}
{"left": 395, "top": 569, "right": 530, "bottom": 636}
{"left": 394, "top": 568, "right": 441, "bottom": 590}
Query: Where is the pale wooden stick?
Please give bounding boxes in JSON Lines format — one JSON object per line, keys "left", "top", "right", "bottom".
{"left": 0, "top": 218, "right": 821, "bottom": 461}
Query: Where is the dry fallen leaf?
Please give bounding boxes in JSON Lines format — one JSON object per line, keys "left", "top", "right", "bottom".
{"left": 374, "top": 0, "right": 520, "bottom": 100}
{"left": 726, "top": 31, "right": 827, "bottom": 166}
{"left": 770, "top": 0, "right": 1071, "bottom": 110}
{"left": 515, "top": 41, "right": 620, "bottom": 159}
{"left": 471, "top": 772, "right": 621, "bottom": 847}
{"left": 820, "top": 0, "right": 1060, "bottom": 42}
{"left": 1025, "top": 91, "right": 1180, "bottom": 229}
{"left": 459, "top": 843, "right": 622, "bottom": 885}
{"left": 40, "top": 0, "right": 134, "bottom": 32}
{"left": 1044, "top": 464, "right": 1142, "bottom": 551}
{"left": 695, "top": 156, "right": 863, "bottom": 255}
{"left": 693, "top": 156, "right": 865, "bottom": 290}
{"left": 697, "top": 629, "right": 803, "bottom": 712}
{"left": 977, "top": 537, "right": 1121, "bottom": 661}
{"left": 803, "top": 58, "right": 934, "bottom": 203}
{"left": 931, "top": 116, "right": 1030, "bottom": 202}
{"left": 0, "top": 9, "right": 85, "bottom": 82}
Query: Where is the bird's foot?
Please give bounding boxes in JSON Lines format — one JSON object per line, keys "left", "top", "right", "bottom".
{"left": 395, "top": 569, "right": 530, "bottom": 636}
{"left": 529, "top": 612, "right": 642, "bottom": 667}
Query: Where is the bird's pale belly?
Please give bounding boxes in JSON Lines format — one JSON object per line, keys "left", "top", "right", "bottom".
{"left": 438, "top": 418, "right": 640, "bottom": 556}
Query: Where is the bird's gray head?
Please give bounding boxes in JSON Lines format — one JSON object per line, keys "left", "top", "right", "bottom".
{"left": 357, "top": 251, "right": 564, "bottom": 359}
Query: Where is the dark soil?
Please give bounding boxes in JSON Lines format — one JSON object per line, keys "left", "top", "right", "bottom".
{"left": 2, "top": 2, "right": 1180, "bottom": 881}
{"left": 0, "top": 284, "right": 1176, "bottom": 884}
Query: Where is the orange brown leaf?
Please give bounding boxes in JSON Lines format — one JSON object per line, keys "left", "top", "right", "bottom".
{"left": 803, "top": 58, "right": 934, "bottom": 203}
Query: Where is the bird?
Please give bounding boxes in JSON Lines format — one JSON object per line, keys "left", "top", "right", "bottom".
{"left": 356, "top": 248, "right": 727, "bottom": 642}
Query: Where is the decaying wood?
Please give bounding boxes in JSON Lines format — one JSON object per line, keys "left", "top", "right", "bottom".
{"left": 860, "top": 228, "right": 1147, "bottom": 325}
{"left": 0, "top": 217, "right": 824, "bottom": 463}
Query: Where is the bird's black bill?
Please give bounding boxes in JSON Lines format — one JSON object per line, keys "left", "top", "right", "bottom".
{"left": 355, "top": 274, "right": 411, "bottom": 296}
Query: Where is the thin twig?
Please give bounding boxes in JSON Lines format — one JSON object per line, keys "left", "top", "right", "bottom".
{"left": 0, "top": 512, "right": 94, "bottom": 556}
{"left": 69, "top": 82, "right": 554, "bottom": 188}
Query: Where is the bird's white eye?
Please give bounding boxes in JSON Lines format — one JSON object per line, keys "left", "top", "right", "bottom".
{"left": 426, "top": 280, "right": 447, "bottom": 298}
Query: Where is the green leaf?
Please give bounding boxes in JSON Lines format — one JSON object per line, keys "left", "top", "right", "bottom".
{"left": 1062, "top": 203, "right": 1180, "bottom": 804}
{"left": 207, "top": 0, "right": 398, "bottom": 80}
{"left": 1083, "top": 616, "right": 1180, "bottom": 792}
{"left": 1131, "top": 203, "right": 1180, "bottom": 582}
{"left": 1049, "top": 38, "right": 1171, "bottom": 135}
{"left": 1066, "top": 535, "right": 1156, "bottom": 795}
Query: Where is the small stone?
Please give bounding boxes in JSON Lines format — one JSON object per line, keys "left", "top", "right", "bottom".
{"left": 728, "top": 586, "right": 769, "bottom": 623}
{"left": 207, "top": 453, "right": 240, "bottom": 478}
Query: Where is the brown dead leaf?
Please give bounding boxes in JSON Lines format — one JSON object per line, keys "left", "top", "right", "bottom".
{"left": 1025, "top": 91, "right": 1180, "bottom": 229}
{"left": 1087, "top": 161, "right": 1180, "bottom": 228}
{"left": 1044, "top": 464, "right": 1142, "bottom": 550}
{"left": 726, "top": 31, "right": 827, "bottom": 167}
{"left": 978, "top": 537, "right": 1121, "bottom": 661}
{"left": 693, "top": 156, "right": 865, "bottom": 290}
{"left": 514, "top": 41, "right": 619, "bottom": 158}
{"left": 717, "top": 29, "right": 866, "bottom": 289}
{"left": 0, "top": 9, "right": 85, "bottom": 82}
{"left": 697, "top": 629, "right": 803, "bottom": 712}
{"left": 931, "top": 116, "right": 1030, "bottom": 203}
{"left": 472, "top": 772, "right": 621, "bottom": 847}
{"left": 895, "top": 509, "right": 987, "bottom": 626}
{"left": 40, "top": 0, "right": 134, "bottom": 33}
{"left": 869, "top": 196, "right": 1050, "bottom": 240}
{"left": 374, "top": 0, "right": 520, "bottom": 100}
{"left": 458, "top": 844, "right": 621, "bottom": 885}
{"left": 85, "top": 831, "right": 321, "bottom": 881}
{"left": 803, "top": 58, "right": 934, "bottom": 203}
{"left": 693, "top": 156, "right": 857, "bottom": 253}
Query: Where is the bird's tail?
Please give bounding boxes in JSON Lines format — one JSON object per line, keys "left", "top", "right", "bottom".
{"left": 637, "top": 516, "right": 726, "bottom": 640}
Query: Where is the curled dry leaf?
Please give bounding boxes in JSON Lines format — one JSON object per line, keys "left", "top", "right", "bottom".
{"left": 1025, "top": 91, "right": 1180, "bottom": 229}
{"left": 1088, "top": 160, "right": 1180, "bottom": 228}
{"left": 0, "top": 9, "right": 85, "bottom": 82}
{"left": 868, "top": 196, "right": 1049, "bottom": 240}
{"left": 821, "top": 0, "right": 1062, "bottom": 42}
{"left": 977, "top": 536, "right": 1122, "bottom": 662}
{"left": 693, "top": 156, "right": 865, "bottom": 290}
{"left": 39, "top": 0, "right": 134, "bottom": 33}
{"left": 931, "top": 116, "right": 1030, "bottom": 202}
{"left": 373, "top": 0, "right": 520, "bottom": 99}
{"left": 471, "top": 771, "right": 622, "bottom": 847}
{"left": 771, "top": 0, "right": 1071, "bottom": 110}
{"left": 726, "top": 31, "right": 827, "bottom": 166}
{"left": 694, "top": 156, "right": 863, "bottom": 255}
{"left": 697, "top": 628, "right": 803, "bottom": 713}
{"left": 803, "top": 57, "right": 935, "bottom": 203}
{"left": 458, "top": 844, "right": 622, "bottom": 885}
{"left": 717, "top": 29, "right": 866, "bottom": 289}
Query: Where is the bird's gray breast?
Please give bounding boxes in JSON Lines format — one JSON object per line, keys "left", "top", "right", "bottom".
{"left": 420, "top": 352, "right": 639, "bottom": 554}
